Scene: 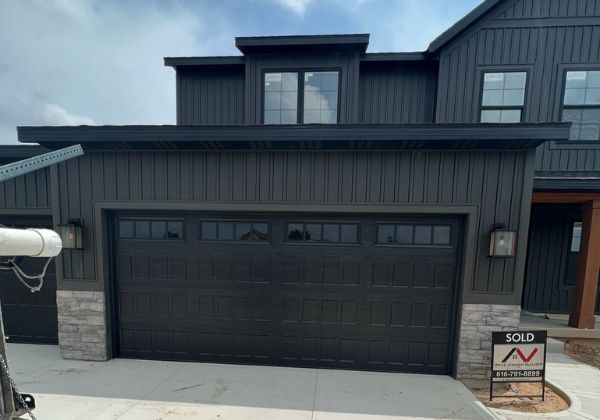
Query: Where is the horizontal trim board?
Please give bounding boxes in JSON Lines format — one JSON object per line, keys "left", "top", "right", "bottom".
{"left": 93, "top": 200, "right": 480, "bottom": 215}
{"left": 17, "top": 123, "right": 570, "bottom": 151}
{"left": 534, "top": 178, "right": 600, "bottom": 192}
{"left": 485, "top": 16, "right": 600, "bottom": 29}
{"left": 0, "top": 208, "right": 52, "bottom": 216}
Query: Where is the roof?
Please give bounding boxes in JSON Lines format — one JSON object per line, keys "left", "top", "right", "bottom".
{"left": 17, "top": 123, "right": 570, "bottom": 151}
{"left": 235, "top": 34, "right": 370, "bottom": 54}
{"left": 360, "top": 52, "right": 431, "bottom": 65}
{"left": 165, "top": 1, "right": 508, "bottom": 69}
{"left": 534, "top": 177, "right": 600, "bottom": 192}
{"left": 427, "top": 0, "right": 504, "bottom": 53}
{"left": 0, "top": 145, "right": 50, "bottom": 160}
{"left": 164, "top": 56, "right": 244, "bottom": 68}
{"left": 165, "top": 51, "right": 432, "bottom": 69}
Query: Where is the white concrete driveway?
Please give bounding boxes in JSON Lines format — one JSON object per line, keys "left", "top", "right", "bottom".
{"left": 6, "top": 344, "right": 491, "bottom": 420}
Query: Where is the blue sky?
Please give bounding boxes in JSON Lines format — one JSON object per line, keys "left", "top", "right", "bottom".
{"left": 0, "top": 0, "right": 481, "bottom": 144}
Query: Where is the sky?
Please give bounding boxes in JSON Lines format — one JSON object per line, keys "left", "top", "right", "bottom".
{"left": 0, "top": 0, "right": 481, "bottom": 144}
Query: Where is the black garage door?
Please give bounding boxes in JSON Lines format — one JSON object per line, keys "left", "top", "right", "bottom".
{"left": 115, "top": 213, "right": 462, "bottom": 374}
{"left": 0, "top": 216, "right": 58, "bottom": 344}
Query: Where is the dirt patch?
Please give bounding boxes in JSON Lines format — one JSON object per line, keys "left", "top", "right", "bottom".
{"left": 463, "top": 379, "right": 569, "bottom": 413}
{"left": 564, "top": 338, "right": 600, "bottom": 369}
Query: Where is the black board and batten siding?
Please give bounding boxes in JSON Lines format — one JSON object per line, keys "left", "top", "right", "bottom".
{"left": 523, "top": 204, "right": 600, "bottom": 313}
{"left": 435, "top": 0, "right": 600, "bottom": 174}
{"left": 358, "top": 66, "right": 437, "bottom": 124}
{"left": 176, "top": 68, "right": 245, "bottom": 125}
{"left": 54, "top": 149, "right": 534, "bottom": 304}
{"left": 0, "top": 168, "right": 51, "bottom": 210}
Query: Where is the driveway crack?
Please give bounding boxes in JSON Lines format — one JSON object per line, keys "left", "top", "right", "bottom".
{"left": 115, "top": 363, "right": 187, "bottom": 419}
{"left": 310, "top": 369, "right": 319, "bottom": 420}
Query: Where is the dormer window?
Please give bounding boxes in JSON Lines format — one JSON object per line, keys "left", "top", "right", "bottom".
{"left": 264, "top": 72, "right": 299, "bottom": 124}
{"left": 263, "top": 70, "right": 339, "bottom": 125}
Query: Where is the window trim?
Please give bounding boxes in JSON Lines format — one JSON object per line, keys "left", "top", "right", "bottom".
{"left": 284, "top": 220, "right": 360, "bottom": 246}
{"left": 118, "top": 217, "right": 185, "bottom": 241}
{"left": 261, "top": 68, "right": 342, "bottom": 125}
{"left": 374, "top": 222, "right": 453, "bottom": 248}
{"left": 559, "top": 68, "right": 600, "bottom": 142}
{"left": 197, "top": 219, "right": 271, "bottom": 243}
{"left": 478, "top": 69, "right": 530, "bottom": 124}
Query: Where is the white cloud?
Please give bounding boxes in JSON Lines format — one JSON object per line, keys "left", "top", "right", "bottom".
{"left": 0, "top": 0, "right": 235, "bottom": 144}
{"left": 270, "top": 0, "right": 313, "bottom": 15}
{"left": 41, "top": 104, "right": 95, "bottom": 126}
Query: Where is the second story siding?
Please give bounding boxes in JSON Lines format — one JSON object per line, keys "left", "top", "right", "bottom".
{"left": 434, "top": 0, "right": 600, "bottom": 174}
{"left": 176, "top": 67, "right": 245, "bottom": 125}
{"left": 358, "top": 64, "right": 437, "bottom": 124}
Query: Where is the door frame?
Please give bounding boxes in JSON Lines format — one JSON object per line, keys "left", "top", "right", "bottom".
{"left": 94, "top": 200, "right": 480, "bottom": 376}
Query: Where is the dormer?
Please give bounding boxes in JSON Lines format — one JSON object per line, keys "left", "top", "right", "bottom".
{"left": 237, "top": 34, "right": 368, "bottom": 125}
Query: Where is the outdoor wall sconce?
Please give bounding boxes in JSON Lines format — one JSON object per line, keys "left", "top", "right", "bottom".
{"left": 489, "top": 223, "right": 516, "bottom": 257}
{"left": 57, "top": 218, "right": 83, "bottom": 250}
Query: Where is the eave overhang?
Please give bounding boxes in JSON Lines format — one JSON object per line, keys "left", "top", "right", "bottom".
{"left": 534, "top": 177, "right": 600, "bottom": 192}
{"left": 0, "top": 145, "right": 50, "bottom": 159}
{"left": 17, "top": 123, "right": 570, "bottom": 151}
{"left": 235, "top": 34, "right": 370, "bottom": 54}
{"left": 164, "top": 56, "right": 244, "bottom": 69}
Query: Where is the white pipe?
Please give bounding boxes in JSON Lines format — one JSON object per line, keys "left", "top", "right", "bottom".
{"left": 0, "top": 228, "right": 62, "bottom": 257}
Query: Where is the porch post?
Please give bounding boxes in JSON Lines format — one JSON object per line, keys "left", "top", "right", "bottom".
{"left": 569, "top": 199, "right": 600, "bottom": 329}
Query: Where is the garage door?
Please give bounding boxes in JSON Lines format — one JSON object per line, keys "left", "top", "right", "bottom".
{"left": 115, "top": 213, "right": 462, "bottom": 374}
{"left": 0, "top": 216, "right": 58, "bottom": 344}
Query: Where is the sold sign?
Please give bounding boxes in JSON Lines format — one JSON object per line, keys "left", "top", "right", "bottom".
{"left": 490, "top": 330, "right": 547, "bottom": 401}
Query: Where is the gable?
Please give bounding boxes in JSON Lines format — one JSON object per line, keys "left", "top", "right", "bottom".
{"left": 429, "top": 0, "right": 600, "bottom": 54}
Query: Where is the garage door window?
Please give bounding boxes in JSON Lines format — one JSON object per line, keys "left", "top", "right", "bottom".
{"left": 286, "top": 222, "right": 358, "bottom": 244}
{"left": 377, "top": 224, "right": 451, "bottom": 245}
{"left": 199, "top": 221, "right": 269, "bottom": 242}
{"left": 119, "top": 219, "right": 183, "bottom": 240}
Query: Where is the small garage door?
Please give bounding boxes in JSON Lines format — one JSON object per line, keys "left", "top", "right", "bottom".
{"left": 0, "top": 217, "right": 58, "bottom": 344}
{"left": 115, "top": 213, "right": 462, "bottom": 374}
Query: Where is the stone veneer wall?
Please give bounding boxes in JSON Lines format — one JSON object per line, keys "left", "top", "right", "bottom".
{"left": 456, "top": 304, "right": 521, "bottom": 379}
{"left": 56, "top": 290, "right": 108, "bottom": 361}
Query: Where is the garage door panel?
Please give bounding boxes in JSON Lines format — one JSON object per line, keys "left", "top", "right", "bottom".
{"left": 0, "top": 218, "right": 57, "bottom": 344}
{"left": 115, "top": 213, "right": 461, "bottom": 374}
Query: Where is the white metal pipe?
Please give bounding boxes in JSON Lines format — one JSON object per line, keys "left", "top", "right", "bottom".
{"left": 0, "top": 228, "right": 62, "bottom": 257}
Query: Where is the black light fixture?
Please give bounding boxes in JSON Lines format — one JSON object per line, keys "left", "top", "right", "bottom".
{"left": 489, "top": 223, "right": 516, "bottom": 257}
{"left": 57, "top": 218, "right": 83, "bottom": 250}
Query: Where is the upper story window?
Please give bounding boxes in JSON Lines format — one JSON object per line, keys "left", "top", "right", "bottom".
{"left": 303, "top": 71, "right": 339, "bottom": 123}
{"left": 264, "top": 72, "right": 298, "bottom": 124}
{"left": 561, "top": 70, "right": 600, "bottom": 141}
{"left": 263, "top": 70, "right": 339, "bottom": 125}
{"left": 480, "top": 72, "right": 527, "bottom": 123}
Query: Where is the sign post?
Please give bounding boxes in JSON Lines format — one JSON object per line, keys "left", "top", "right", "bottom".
{"left": 490, "top": 330, "right": 547, "bottom": 401}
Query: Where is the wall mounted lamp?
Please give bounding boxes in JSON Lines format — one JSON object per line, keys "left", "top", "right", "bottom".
{"left": 489, "top": 223, "right": 516, "bottom": 257}
{"left": 57, "top": 218, "right": 83, "bottom": 250}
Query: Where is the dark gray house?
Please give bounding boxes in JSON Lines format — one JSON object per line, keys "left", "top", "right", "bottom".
{"left": 1, "top": 0, "right": 599, "bottom": 380}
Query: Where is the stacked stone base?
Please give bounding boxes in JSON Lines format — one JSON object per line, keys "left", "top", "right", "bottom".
{"left": 56, "top": 290, "right": 107, "bottom": 361}
{"left": 456, "top": 303, "right": 521, "bottom": 379}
